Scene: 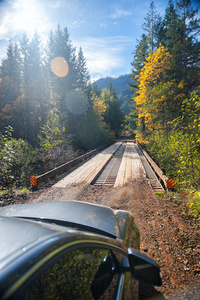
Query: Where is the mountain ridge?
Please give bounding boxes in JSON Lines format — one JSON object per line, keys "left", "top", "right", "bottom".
{"left": 95, "top": 74, "right": 132, "bottom": 96}
{"left": 95, "top": 74, "right": 133, "bottom": 114}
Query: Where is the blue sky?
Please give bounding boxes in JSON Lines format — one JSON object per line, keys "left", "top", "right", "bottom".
{"left": 0, "top": 0, "right": 199, "bottom": 80}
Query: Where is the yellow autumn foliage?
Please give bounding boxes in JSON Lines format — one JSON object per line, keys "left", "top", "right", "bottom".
{"left": 91, "top": 93, "right": 106, "bottom": 121}
{"left": 134, "top": 45, "right": 186, "bottom": 132}
{"left": 135, "top": 45, "right": 172, "bottom": 106}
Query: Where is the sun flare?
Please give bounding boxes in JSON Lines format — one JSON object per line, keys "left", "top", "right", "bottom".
{"left": 0, "top": 0, "right": 48, "bottom": 37}
{"left": 51, "top": 57, "right": 69, "bottom": 78}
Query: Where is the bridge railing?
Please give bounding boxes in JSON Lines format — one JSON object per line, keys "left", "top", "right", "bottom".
{"left": 136, "top": 141, "right": 175, "bottom": 190}
{"left": 30, "top": 142, "right": 113, "bottom": 189}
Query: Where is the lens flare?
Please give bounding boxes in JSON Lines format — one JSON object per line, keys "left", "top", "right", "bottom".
{"left": 51, "top": 57, "right": 69, "bottom": 77}
{"left": 66, "top": 89, "right": 89, "bottom": 115}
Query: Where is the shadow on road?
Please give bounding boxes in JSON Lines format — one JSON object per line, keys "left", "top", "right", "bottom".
{"left": 139, "top": 282, "right": 165, "bottom": 299}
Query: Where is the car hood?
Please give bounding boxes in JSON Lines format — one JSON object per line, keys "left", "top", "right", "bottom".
{"left": 0, "top": 200, "right": 122, "bottom": 238}
{"left": 0, "top": 216, "right": 63, "bottom": 269}
{"left": 0, "top": 201, "right": 124, "bottom": 270}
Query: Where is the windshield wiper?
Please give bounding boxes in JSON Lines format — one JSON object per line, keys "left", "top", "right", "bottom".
{"left": 15, "top": 216, "right": 117, "bottom": 239}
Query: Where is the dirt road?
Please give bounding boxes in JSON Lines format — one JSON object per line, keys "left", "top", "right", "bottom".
{"left": 1, "top": 142, "right": 199, "bottom": 299}
{"left": 75, "top": 173, "right": 200, "bottom": 299}
{"left": 1, "top": 170, "right": 199, "bottom": 299}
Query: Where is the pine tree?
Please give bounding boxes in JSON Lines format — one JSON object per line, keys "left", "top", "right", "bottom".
{"left": 0, "top": 41, "right": 22, "bottom": 134}
{"left": 19, "top": 31, "right": 48, "bottom": 146}
{"left": 142, "top": 1, "right": 160, "bottom": 53}
{"left": 163, "top": 0, "right": 200, "bottom": 91}
{"left": 46, "top": 25, "right": 78, "bottom": 110}
{"left": 0, "top": 40, "right": 21, "bottom": 98}
{"left": 130, "top": 34, "right": 149, "bottom": 82}
{"left": 91, "top": 82, "right": 101, "bottom": 97}
{"left": 20, "top": 33, "right": 30, "bottom": 86}
{"left": 101, "top": 81, "right": 125, "bottom": 135}
{"left": 176, "top": 0, "right": 200, "bottom": 89}
{"left": 76, "top": 47, "right": 90, "bottom": 89}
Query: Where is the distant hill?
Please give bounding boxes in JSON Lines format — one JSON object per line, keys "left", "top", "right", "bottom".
{"left": 95, "top": 74, "right": 132, "bottom": 96}
{"left": 95, "top": 74, "right": 134, "bottom": 114}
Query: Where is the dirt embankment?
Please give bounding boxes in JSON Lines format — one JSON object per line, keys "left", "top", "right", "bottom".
{"left": 1, "top": 173, "right": 199, "bottom": 299}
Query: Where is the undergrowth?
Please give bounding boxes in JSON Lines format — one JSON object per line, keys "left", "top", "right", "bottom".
{"left": 157, "top": 191, "right": 200, "bottom": 226}
{"left": 144, "top": 129, "right": 200, "bottom": 226}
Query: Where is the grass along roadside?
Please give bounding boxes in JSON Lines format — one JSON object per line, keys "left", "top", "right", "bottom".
{"left": 156, "top": 190, "right": 200, "bottom": 226}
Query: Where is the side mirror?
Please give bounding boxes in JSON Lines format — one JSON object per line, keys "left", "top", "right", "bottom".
{"left": 91, "top": 255, "right": 114, "bottom": 300}
{"left": 128, "top": 248, "right": 162, "bottom": 286}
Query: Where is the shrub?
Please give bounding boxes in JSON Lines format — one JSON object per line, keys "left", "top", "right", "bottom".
{"left": 146, "top": 130, "right": 200, "bottom": 190}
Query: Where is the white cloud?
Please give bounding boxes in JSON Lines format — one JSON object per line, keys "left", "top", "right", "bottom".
{"left": 68, "top": 20, "right": 86, "bottom": 29}
{"left": 48, "top": 0, "right": 63, "bottom": 9}
{"left": 74, "top": 36, "right": 133, "bottom": 79}
{"left": 109, "top": 6, "right": 132, "bottom": 19}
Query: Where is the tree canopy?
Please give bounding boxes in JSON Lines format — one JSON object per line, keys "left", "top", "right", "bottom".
{"left": 129, "top": 0, "right": 200, "bottom": 190}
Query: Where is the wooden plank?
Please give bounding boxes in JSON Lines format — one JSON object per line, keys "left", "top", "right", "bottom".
{"left": 114, "top": 143, "right": 132, "bottom": 187}
{"left": 136, "top": 142, "right": 168, "bottom": 188}
{"left": 54, "top": 142, "right": 122, "bottom": 187}
{"left": 114, "top": 146, "right": 126, "bottom": 187}
{"left": 114, "top": 143, "right": 146, "bottom": 187}
{"left": 32, "top": 142, "right": 114, "bottom": 188}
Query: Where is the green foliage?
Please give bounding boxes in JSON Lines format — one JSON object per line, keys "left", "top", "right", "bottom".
{"left": 124, "top": 107, "right": 138, "bottom": 134}
{"left": 0, "top": 126, "right": 36, "bottom": 189}
{"left": 0, "top": 23, "right": 123, "bottom": 190}
{"left": 0, "top": 124, "right": 76, "bottom": 190}
{"left": 189, "top": 192, "right": 200, "bottom": 224}
{"left": 74, "top": 110, "right": 112, "bottom": 150}
{"left": 76, "top": 47, "right": 90, "bottom": 89}
{"left": 38, "top": 110, "right": 76, "bottom": 171}
{"left": 181, "top": 86, "right": 200, "bottom": 143}
{"left": 158, "top": 190, "right": 200, "bottom": 225}
{"left": 142, "top": 1, "right": 160, "bottom": 53}
{"left": 146, "top": 130, "right": 200, "bottom": 190}
{"left": 101, "top": 82, "right": 125, "bottom": 136}
{"left": 130, "top": 34, "right": 149, "bottom": 81}
{"left": 39, "top": 111, "right": 66, "bottom": 150}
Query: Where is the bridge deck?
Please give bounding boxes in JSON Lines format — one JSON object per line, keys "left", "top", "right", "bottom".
{"left": 54, "top": 141, "right": 164, "bottom": 191}
{"left": 114, "top": 142, "right": 145, "bottom": 187}
{"left": 53, "top": 142, "right": 122, "bottom": 187}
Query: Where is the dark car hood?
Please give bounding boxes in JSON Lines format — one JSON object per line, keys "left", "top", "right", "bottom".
{"left": 0, "top": 200, "right": 121, "bottom": 238}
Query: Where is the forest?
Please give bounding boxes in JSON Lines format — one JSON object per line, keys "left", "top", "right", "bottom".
{"left": 128, "top": 0, "right": 199, "bottom": 186}
{"left": 0, "top": 25, "right": 124, "bottom": 189}
{"left": 128, "top": 0, "right": 200, "bottom": 223}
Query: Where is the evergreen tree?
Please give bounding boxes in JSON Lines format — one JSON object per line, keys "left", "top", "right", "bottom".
{"left": 101, "top": 81, "right": 125, "bottom": 135}
{"left": 20, "top": 33, "right": 30, "bottom": 86}
{"left": 176, "top": 0, "right": 200, "bottom": 89}
{"left": 91, "top": 82, "right": 101, "bottom": 97}
{"left": 0, "top": 40, "right": 21, "bottom": 98}
{"left": 142, "top": 1, "right": 160, "bottom": 53}
{"left": 76, "top": 47, "right": 90, "bottom": 89}
{"left": 46, "top": 25, "right": 78, "bottom": 119}
{"left": 28, "top": 31, "right": 43, "bottom": 81}
{"left": 163, "top": 0, "right": 200, "bottom": 91}
{"left": 18, "top": 31, "right": 48, "bottom": 146}
{"left": 0, "top": 41, "right": 22, "bottom": 134}
{"left": 130, "top": 34, "right": 149, "bottom": 82}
